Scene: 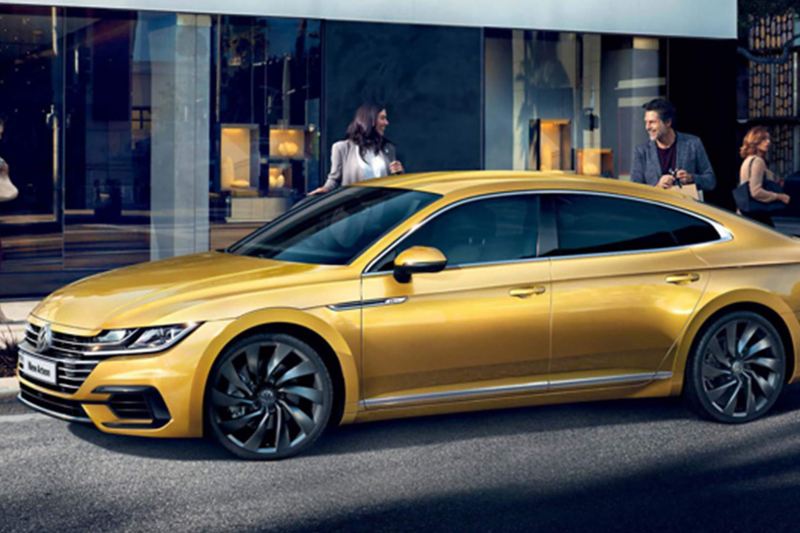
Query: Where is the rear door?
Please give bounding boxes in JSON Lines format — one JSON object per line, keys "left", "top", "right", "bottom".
{"left": 544, "top": 192, "right": 722, "bottom": 389}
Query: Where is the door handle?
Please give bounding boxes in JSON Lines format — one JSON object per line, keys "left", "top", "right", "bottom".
{"left": 509, "top": 285, "right": 546, "bottom": 298}
{"left": 665, "top": 273, "right": 700, "bottom": 285}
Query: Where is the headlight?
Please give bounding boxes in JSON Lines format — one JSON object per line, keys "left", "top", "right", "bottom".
{"left": 90, "top": 323, "right": 200, "bottom": 355}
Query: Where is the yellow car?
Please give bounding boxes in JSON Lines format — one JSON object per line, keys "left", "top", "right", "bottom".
{"left": 17, "top": 171, "right": 800, "bottom": 459}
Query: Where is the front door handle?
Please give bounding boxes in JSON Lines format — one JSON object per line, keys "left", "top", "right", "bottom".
{"left": 509, "top": 285, "right": 547, "bottom": 298}
{"left": 665, "top": 273, "right": 700, "bottom": 285}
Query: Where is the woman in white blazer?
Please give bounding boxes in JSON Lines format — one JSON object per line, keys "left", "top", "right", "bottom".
{"left": 309, "top": 103, "right": 404, "bottom": 195}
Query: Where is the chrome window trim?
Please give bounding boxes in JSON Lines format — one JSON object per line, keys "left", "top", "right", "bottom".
{"left": 362, "top": 189, "right": 731, "bottom": 276}
{"left": 363, "top": 190, "right": 544, "bottom": 275}
{"left": 362, "top": 371, "right": 673, "bottom": 408}
{"left": 544, "top": 190, "right": 732, "bottom": 261}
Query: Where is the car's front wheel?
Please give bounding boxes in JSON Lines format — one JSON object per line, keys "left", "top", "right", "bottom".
{"left": 206, "top": 333, "right": 333, "bottom": 460}
{"left": 685, "top": 310, "right": 786, "bottom": 423}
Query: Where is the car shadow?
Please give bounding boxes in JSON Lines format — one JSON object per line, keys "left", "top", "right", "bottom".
{"left": 67, "top": 383, "right": 800, "bottom": 461}
{"left": 280, "top": 413, "right": 800, "bottom": 533}
{"left": 66, "top": 423, "right": 235, "bottom": 461}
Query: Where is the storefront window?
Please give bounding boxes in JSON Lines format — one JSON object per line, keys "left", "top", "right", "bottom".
{"left": 485, "top": 30, "right": 666, "bottom": 179}
{"left": 0, "top": 7, "right": 321, "bottom": 297}
{"left": 0, "top": 6, "right": 64, "bottom": 290}
{"left": 211, "top": 16, "right": 321, "bottom": 249}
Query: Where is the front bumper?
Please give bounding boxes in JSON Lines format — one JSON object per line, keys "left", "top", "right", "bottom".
{"left": 18, "top": 383, "right": 171, "bottom": 429}
{"left": 17, "top": 319, "right": 233, "bottom": 438}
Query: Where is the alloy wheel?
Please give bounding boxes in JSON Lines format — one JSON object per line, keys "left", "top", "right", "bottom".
{"left": 208, "top": 334, "right": 332, "bottom": 459}
{"left": 695, "top": 313, "right": 785, "bottom": 421}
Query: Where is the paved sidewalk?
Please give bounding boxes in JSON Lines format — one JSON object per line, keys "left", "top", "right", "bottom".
{"left": 1, "top": 300, "right": 38, "bottom": 400}
{"left": 0, "top": 376, "right": 18, "bottom": 401}
{"left": 0, "top": 299, "right": 38, "bottom": 324}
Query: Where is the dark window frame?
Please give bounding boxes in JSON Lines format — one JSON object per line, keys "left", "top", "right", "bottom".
{"left": 539, "top": 191, "right": 726, "bottom": 259}
{"left": 366, "top": 191, "right": 544, "bottom": 274}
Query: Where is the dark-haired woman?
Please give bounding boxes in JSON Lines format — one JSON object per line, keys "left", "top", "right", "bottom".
{"left": 309, "top": 104, "right": 404, "bottom": 195}
{"left": 738, "top": 126, "right": 789, "bottom": 227}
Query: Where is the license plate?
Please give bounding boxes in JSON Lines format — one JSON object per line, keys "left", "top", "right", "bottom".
{"left": 19, "top": 352, "right": 58, "bottom": 385}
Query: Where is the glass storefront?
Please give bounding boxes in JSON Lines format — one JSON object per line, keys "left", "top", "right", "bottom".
{"left": 0, "top": 6, "right": 64, "bottom": 282}
{"left": 485, "top": 30, "right": 666, "bottom": 180}
{"left": 0, "top": 6, "right": 320, "bottom": 296}
{"left": 0, "top": 5, "right": 735, "bottom": 299}
{"left": 212, "top": 16, "right": 320, "bottom": 248}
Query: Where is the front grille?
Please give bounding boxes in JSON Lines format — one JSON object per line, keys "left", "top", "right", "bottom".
{"left": 19, "top": 322, "right": 125, "bottom": 394}
{"left": 18, "top": 382, "right": 90, "bottom": 422}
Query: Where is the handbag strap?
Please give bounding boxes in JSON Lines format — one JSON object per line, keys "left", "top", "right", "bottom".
{"left": 746, "top": 155, "right": 756, "bottom": 182}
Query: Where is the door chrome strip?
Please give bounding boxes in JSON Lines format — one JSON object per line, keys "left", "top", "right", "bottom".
{"left": 363, "top": 379, "right": 549, "bottom": 408}
{"left": 362, "top": 371, "right": 672, "bottom": 408}
{"left": 547, "top": 371, "right": 673, "bottom": 390}
{"left": 328, "top": 297, "right": 408, "bottom": 312}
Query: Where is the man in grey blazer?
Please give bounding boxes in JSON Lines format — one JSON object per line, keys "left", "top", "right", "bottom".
{"left": 631, "top": 98, "right": 715, "bottom": 193}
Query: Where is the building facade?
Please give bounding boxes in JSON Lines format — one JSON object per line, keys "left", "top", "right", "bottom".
{"left": 0, "top": 0, "right": 738, "bottom": 297}
{"left": 739, "top": 11, "right": 799, "bottom": 181}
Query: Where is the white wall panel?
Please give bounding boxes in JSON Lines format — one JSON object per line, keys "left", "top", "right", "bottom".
{"left": 12, "top": 0, "right": 736, "bottom": 39}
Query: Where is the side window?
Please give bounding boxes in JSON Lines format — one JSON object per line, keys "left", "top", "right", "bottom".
{"left": 374, "top": 194, "right": 540, "bottom": 271}
{"left": 548, "top": 194, "right": 720, "bottom": 257}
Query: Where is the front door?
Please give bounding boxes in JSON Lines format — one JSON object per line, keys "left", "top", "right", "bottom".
{"left": 361, "top": 193, "right": 551, "bottom": 408}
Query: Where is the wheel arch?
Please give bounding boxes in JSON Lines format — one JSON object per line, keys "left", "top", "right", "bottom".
{"left": 669, "top": 291, "right": 799, "bottom": 395}
{"left": 192, "top": 308, "right": 360, "bottom": 435}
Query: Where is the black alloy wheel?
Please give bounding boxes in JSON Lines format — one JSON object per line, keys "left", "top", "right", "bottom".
{"left": 686, "top": 311, "right": 786, "bottom": 423}
{"left": 206, "top": 333, "right": 333, "bottom": 460}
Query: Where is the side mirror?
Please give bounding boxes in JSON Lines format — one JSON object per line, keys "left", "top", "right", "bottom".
{"left": 393, "top": 246, "right": 447, "bottom": 283}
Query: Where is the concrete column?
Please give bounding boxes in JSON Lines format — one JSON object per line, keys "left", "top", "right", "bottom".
{"left": 148, "top": 14, "right": 211, "bottom": 260}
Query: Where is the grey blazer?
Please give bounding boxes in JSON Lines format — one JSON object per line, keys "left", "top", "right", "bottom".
{"left": 630, "top": 132, "right": 716, "bottom": 191}
{"left": 323, "top": 139, "right": 397, "bottom": 191}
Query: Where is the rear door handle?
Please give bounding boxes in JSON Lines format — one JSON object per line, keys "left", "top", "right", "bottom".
{"left": 509, "top": 285, "right": 547, "bottom": 298}
{"left": 665, "top": 273, "right": 700, "bottom": 285}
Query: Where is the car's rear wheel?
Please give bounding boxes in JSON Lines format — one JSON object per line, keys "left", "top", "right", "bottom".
{"left": 206, "top": 333, "right": 333, "bottom": 460}
{"left": 685, "top": 310, "right": 785, "bottom": 423}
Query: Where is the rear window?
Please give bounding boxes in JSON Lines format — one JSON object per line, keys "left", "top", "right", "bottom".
{"left": 547, "top": 193, "right": 721, "bottom": 256}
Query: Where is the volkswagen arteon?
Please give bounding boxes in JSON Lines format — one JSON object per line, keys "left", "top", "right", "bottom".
{"left": 17, "top": 171, "right": 800, "bottom": 459}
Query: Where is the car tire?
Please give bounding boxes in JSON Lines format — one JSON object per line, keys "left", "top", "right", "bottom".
{"left": 206, "top": 333, "right": 333, "bottom": 460}
{"left": 685, "top": 310, "right": 786, "bottom": 423}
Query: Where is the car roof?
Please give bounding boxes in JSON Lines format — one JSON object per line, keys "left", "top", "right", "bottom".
{"left": 358, "top": 170, "right": 689, "bottom": 200}
{"left": 346, "top": 171, "right": 800, "bottom": 269}
{"left": 354, "top": 171, "right": 771, "bottom": 238}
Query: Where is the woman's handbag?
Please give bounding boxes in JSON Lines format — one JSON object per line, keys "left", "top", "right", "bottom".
{"left": 732, "top": 158, "right": 784, "bottom": 214}
{"left": 0, "top": 173, "right": 18, "bottom": 202}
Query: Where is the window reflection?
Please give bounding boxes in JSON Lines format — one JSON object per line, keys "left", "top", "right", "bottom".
{"left": 485, "top": 31, "right": 666, "bottom": 179}
{"left": 0, "top": 6, "right": 63, "bottom": 284}
{"left": 0, "top": 7, "right": 322, "bottom": 297}
{"left": 212, "top": 17, "right": 321, "bottom": 249}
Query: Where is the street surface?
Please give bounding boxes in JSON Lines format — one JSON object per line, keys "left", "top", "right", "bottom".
{"left": 3, "top": 387, "right": 800, "bottom": 532}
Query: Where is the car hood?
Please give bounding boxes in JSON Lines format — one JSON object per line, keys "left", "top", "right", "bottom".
{"left": 31, "top": 252, "right": 356, "bottom": 331}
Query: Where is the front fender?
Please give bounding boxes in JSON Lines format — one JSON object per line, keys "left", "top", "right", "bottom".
{"left": 189, "top": 307, "right": 361, "bottom": 432}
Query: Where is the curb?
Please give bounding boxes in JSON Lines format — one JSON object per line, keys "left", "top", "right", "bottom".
{"left": 0, "top": 376, "right": 19, "bottom": 401}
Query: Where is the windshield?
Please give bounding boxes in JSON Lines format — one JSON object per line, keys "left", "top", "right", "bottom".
{"left": 229, "top": 186, "right": 441, "bottom": 265}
